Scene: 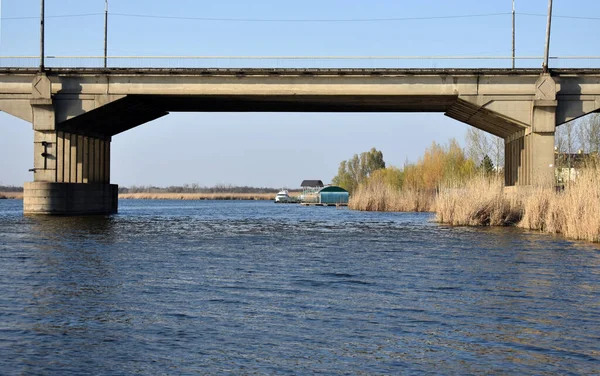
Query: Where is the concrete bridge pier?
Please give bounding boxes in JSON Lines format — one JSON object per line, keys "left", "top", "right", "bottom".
{"left": 504, "top": 74, "right": 557, "bottom": 187}
{"left": 23, "top": 79, "right": 117, "bottom": 215}
{"left": 505, "top": 130, "right": 555, "bottom": 187}
{"left": 24, "top": 129, "right": 118, "bottom": 215}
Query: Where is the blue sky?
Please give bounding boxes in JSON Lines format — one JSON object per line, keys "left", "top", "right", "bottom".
{"left": 1, "top": 0, "right": 599, "bottom": 188}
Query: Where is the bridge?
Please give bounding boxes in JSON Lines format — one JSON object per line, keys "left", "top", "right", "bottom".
{"left": 1, "top": 62, "right": 600, "bottom": 214}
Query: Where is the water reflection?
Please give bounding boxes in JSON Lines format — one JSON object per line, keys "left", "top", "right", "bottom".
{"left": 29, "top": 215, "right": 118, "bottom": 244}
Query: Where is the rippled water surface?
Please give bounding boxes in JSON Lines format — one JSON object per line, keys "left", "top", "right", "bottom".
{"left": 1, "top": 199, "right": 599, "bottom": 375}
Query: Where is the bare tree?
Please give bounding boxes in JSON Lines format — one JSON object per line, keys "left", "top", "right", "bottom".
{"left": 491, "top": 136, "right": 505, "bottom": 175}
{"left": 577, "top": 113, "right": 600, "bottom": 153}
{"left": 465, "top": 128, "right": 504, "bottom": 173}
{"left": 556, "top": 120, "right": 578, "bottom": 155}
{"left": 465, "top": 128, "right": 490, "bottom": 165}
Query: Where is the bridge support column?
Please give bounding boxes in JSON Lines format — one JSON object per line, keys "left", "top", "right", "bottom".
{"left": 505, "top": 76, "right": 557, "bottom": 187}
{"left": 505, "top": 129, "right": 555, "bottom": 187}
{"left": 24, "top": 128, "right": 117, "bottom": 215}
{"left": 23, "top": 74, "right": 119, "bottom": 215}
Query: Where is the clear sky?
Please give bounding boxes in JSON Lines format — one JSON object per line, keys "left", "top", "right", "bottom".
{"left": 1, "top": 0, "right": 599, "bottom": 188}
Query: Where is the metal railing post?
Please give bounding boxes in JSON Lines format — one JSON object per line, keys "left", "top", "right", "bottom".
{"left": 512, "top": 0, "right": 516, "bottom": 69}
{"left": 39, "top": 0, "right": 44, "bottom": 72}
{"left": 543, "top": 0, "right": 553, "bottom": 73}
{"left": 104, "top": 0, "right": 108, "bottom": 68}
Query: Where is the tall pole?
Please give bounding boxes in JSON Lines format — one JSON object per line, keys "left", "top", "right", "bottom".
{"left": 104, "top": 0, "right": 108, "bottom": 68}
{"left": 512, "top": 0, "right": 516, "bottom": 69}
{"left": 1, "top": 0, "right": 3, "bottom": 54}
{"left": 543, "top": 0, "right": 553, "bottom": 73}
{"left": 39, "top": 0, "right": 45, "bottom": 72}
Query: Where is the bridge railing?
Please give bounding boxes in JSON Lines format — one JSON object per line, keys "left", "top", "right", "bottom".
{"left": 1, "top": 56, "right": 600, "bottom": 69}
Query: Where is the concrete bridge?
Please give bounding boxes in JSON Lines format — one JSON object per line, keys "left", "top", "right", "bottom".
{"left": 1, "top": 67, "right": 600, "bottom": 214}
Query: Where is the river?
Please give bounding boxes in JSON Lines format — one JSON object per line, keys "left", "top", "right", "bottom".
{"left": 0, "top": 199, "right": 599, "bottom": 375}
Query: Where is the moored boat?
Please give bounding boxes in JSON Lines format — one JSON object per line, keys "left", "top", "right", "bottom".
{"left": 274, "top": 190, "right": 291, "bottom": 203}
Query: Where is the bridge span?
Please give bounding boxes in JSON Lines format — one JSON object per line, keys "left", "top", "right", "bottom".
{"left": 1, "top": 67, "right": 600, "bottom": 214}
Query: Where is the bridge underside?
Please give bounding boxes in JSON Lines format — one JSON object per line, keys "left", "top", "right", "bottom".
{"left": 58, "top": 94, "right": 526, "bottom": 140}
{"left": 0, "top": 69, "right": 598, "bottom": 214}
{"left": 58, "top": 94, "right": 459, "bottom": 136}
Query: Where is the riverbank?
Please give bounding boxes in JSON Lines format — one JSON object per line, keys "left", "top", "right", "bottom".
{"left": 0, "top": 192, "right": 302, "bottom": 201}
{"left": 119, "top": 192, "right": 302, "bottom": 200}
{"left": 437, "top": 171, "right": 600, "bottom": 242}
{"left": 0, "top": 192, "right": 22, "bottom": 199}
{"left": 7, "top": 177, "right": 600, "bottom": 243}
{"left": 434, "top": 176, "right": 522, "bottom": 227}
{"left": 349, "top": 169, "right": 600, "bottom": 243}
{"left": 348, "top": 178, "right": 434, "bottom": 212}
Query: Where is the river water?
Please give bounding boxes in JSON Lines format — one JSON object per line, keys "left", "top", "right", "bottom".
{"left": 0, "top": 199, "right": 599, "bottom": 375}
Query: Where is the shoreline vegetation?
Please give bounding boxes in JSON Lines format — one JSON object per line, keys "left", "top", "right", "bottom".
{"left": 3, "top": 172, "right": 600, "bottom": 242}
{"left": 348, "top": 178, "right": 434, "bottom": 212}
{"left": 119, "top": 192, "right": 301, "bottom": 200}
{"left": 337, "top": 129, "right": 600, "bottom": 243}
{"left": 349, "top": 169, "right": 600, "bottom": 243}
{"left": 0, "top": 184, "right": 301, "bottom": 201}
{"left": 0, "top": 191, "right": 301, "bottom": 201}
{"left": 0, "top": 192, "right": 23, "bottom": 200}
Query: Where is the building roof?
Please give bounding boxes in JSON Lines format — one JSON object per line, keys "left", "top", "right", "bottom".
{"left": 301, "top": 180, "right": 324, "bottom": 187}
{"left": 319, "top": 185, "right": 348, "bottom": 193}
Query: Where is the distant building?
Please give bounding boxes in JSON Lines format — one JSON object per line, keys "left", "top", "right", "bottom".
{"left": 300, "top": 180, "right": 324, "bottom": 203}
{"left": 318, "top": 186, "right": 349, "bottom": 205}
{"left": 299, "top": 180, "right": 349, "bottom": 206}
{"left": 555, "top": 151, "right": 598, "bottom": 183}
{"left": 301, "top": 180, "right": 324, "bottom": 189}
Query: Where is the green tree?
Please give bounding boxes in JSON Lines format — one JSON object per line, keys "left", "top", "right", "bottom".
{"left": 367, "top": 166, "right": 404, "bottom": 189}
{"left": 332, "top": 148, "right": 386, "bottom": 193}
{"left": 332, "top": 160, "right": 355, "bottom": 192}
{"left": 480, "top": 154, "right": 494, "bottom": 175}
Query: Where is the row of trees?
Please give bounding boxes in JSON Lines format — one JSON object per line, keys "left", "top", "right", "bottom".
{"left": 332, "top": 139, "right": 492, "bottom": 194}
{"left": 119, "top": 184, "right": 280, "bottom": 194}
{"left": 0, "top": 185, "right": 23, "bottom": 192}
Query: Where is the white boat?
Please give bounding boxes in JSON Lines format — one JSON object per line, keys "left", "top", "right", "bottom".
{"left": 274, "top": 189, "right": 291, "bottom": 203}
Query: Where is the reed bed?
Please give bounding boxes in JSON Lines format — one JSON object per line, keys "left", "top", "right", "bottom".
{"left": 0, "top": 192, "right": 23, "bottom": 199}
{"left": 517, "top": 170, "right": 600, "bottom": 242}
{"left": 433, "top": 168, "right": 600, "bottom": 242}
{"left": 119, "top": 192, "right": 301, "bottom": 200}
{"left": 349, "top": 178, "right": 434, "bottom": 212}
{"left": 435, "top": 175, "right": 522, "bottom": 226}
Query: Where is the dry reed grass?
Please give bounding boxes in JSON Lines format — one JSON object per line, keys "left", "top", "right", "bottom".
{"left": 349, "top": 178, "right": 434, "bottom": 212}
{"left": 434, "top": 168, "right": 600, "bottom": 242}
{"left": 435, "top": 175, "right": 522, "bottom": 226}
{"left": 0, "top": 192, "right": 23, "bottom": 199}
{"left": 119, "top": 192, "right": 301, "bottom": 201}
{"left": 517, "top": 169, "right": 600, "bottom": 242}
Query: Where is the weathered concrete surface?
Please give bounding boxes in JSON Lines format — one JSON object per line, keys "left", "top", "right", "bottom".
{"left": 23, "top": 182, "right": 118, "bottom": 215}
{"left": 1, "top": 68, "right": 600, "bottom": 214}
{"left": 1, "top": 68, "right": 599, "bottom": 136}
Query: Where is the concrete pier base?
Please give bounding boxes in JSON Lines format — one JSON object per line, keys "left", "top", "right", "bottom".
{"left": 24, "top": 182, "right": 118, "bottom": 215}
